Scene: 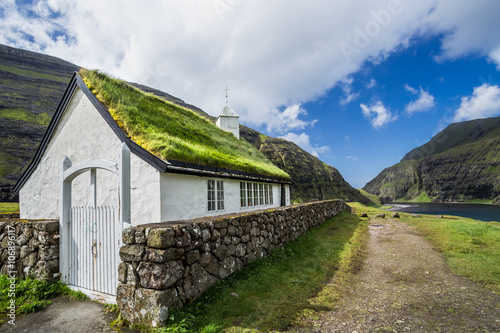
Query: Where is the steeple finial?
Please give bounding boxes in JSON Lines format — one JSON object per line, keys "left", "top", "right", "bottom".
{"left": 223, "top": 85, "right": 229, "bottom": 104}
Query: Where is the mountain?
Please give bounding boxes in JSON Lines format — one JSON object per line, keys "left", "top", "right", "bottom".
{"left": 239, "top": 126, "right": 369, "bottom": 203}
{"left": 0, "top": 44, "right": 80, "bottom": 201}
{"left": 0, "top": 43, "right": 369, "bottom": 204}
{"left": 364, "top": 116, "right": 500, "bottom": 204}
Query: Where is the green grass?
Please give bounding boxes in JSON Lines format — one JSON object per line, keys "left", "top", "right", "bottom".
{"left": 357, "top": 189, "right": 381, "bottom": 206}
{"left": 0, "top": 202, "right": 19, "bottom": 213}
{"left": 0, "top": 276, "right": 88, "bottom": 325}
{"left": 0, "top": 108, "right": 51, "bottom": 125}
{"left": 408, "top": 191, "right": 432, "bottom": 202}
{"left": 159, "top": 212, "right": 367, "bottom": 332}
{"left": 465, "top": 198, "right": 494, "bottom": 204}
{"left": 0, "top": 64, "right": 69, "bottom": 83}
{"left": 80, "top": 69, "right": 290, "bottom": 180}
{"left": 350, "top": 202, "right": 500, "bottom": 292}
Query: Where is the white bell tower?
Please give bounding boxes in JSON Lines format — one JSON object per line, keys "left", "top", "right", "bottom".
{"left": 216, "top": 85, "right": 240, "bottom": 139}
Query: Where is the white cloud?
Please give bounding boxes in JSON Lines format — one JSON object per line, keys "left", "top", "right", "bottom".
{"left": 404, "top": 84, "right": 418, "bottom": 94}
{"left": 266, "top": 104, "right": 316, "bottom": 133}
{"left": 453, "top": 84, "right": 500, "bottom": 122}
{"left": 346, "top": 155, "right": 359, "bottom": 161}
{"left": 339, "top": 76, "right": 360, "bottom": 105}
{"left": 367, "top": 78, "right": 377, "bottom": 89}
{"left": 1, "top": 0, "right": 500, "bottom": 131}
{"left": 404, "top": 85, "right": 435, "bottom": 114}
{"left": 425, "top": 0, "right": 500, "bottom": 68}
{"left": 489, "top": 46, "right": 500, "bottom": 70}
{"left": 280, "top": 132, "right": 330, "bottom": 158}
{"left": 360, "top": 101, "right": 397, "bottom": 129}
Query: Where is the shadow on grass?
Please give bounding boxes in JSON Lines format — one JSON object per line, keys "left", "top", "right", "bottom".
{"left": 163, "top": 212, "right": 365, "bottom": 333}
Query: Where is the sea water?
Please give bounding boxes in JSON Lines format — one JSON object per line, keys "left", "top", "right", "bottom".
{"left": 387, "top": 202, "right": 500, "bottom": 222}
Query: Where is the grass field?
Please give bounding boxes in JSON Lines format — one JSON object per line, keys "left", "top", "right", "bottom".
{"left": 155, "top": 211, "right": 367, "bottom": 333}
{"left": 349, "top": 202, "right": 500, "bottom": 292}
{"left": 0, "top": 202, "right": 19, "bottom": 214}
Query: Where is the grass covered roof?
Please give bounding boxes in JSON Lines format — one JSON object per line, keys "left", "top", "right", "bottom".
{"left": 79, "top": 69, "right": 290, "bottom": 180}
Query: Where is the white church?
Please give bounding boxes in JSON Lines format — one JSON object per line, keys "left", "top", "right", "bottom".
{"left": 13, "top": 70, "right": 292, "bottom": 299}
{"left": 14, "top": 71, "right": 292, "bottom": 226}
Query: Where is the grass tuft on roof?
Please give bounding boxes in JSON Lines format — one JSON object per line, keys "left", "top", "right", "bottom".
{"left": 79, "top": 69, "right": 290, "bottom": 179}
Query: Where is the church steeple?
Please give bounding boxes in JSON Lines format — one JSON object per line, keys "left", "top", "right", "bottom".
{"left": 216, "top": 85, "right": 240, "bottom": 139}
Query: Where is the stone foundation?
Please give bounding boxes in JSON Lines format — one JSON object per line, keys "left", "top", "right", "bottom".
{"left": 0, "top": 219, "right": 59, "bottom": 281}
{"left": 117, "top": 199, "right": 350, "bottom": 327}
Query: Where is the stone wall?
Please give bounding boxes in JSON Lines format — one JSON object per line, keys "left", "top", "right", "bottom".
{"left": 117, "top": 199, "right": 350, "bottom": 327}
{"left": 0, "top": 219, "right": 59, "bottom": 281}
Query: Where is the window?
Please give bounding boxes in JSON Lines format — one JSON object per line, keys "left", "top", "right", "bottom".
{"left": 269, "top": 184, "right": 273, "bottom": 205}
{"left": 208, "top": 180, "right": 215, "bottom": 211}
{"left": 240, "top": 182, "right": 274, "bottom": 208}
{"left": 217, "top": 180, "right": 224, "bottom": 210}
{"left": 247, "top": 182, "right": 253, "bottom": 207}
{"left": 259, "top": 184, "right": 264, "bottom": 205}
{"left": 208, "top": 180, "right": 224, "bottom": 211}
{"left": 240, "top": 182, "right": 246, "bottom": 207}
{"left": 253, "top": 182, "right": 259, "bottom": 206}
{"left": 264, "top": 184, "right": 269, "bottom": 205}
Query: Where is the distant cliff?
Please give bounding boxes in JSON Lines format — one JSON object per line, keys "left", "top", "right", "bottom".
{"left": 0, "top": 43, "right": 369, "bottom": 204}
{"left": 240, "top": 126, "right": 370, "bottom": 204}
{"left": 0, "top": 44, "right": 79, "bottom": 201}
{"left": 364, "top": 116, "right": 500, "bottom": 204}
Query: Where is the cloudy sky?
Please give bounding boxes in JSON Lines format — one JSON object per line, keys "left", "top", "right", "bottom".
{"left": 2, "top": 0, "right": 500, "bottom": 188}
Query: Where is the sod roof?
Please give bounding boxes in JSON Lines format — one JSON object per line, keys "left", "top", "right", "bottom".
{"left": 79, "top": 69, "right": 290, "bottom": 180}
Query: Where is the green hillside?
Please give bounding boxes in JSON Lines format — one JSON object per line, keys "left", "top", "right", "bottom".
{"left": 0, "top": 44, "right": 79, "bottom": 201}
{"left": 364, "top": 116, "right": 500, "bottom": 204}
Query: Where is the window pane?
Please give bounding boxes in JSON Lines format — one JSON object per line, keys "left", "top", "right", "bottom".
{"left": 208, "top": 180, "right": 215, "bottom": 211}
{"left": 259, "top": 184, "right": 264, "bottom": 205}
{"left": 240, "top": 182, "right": 246, "bottom": 207}
{"left": 264, "top": 184, "right": 269, "bottom": 205}
{"left": 253, "top": 183, "right": 258, "bottom": 206}
{"left": 269, "top": 185, "right": 273, "bottom": 205}
{"left": 247, "top": 182, "right": 253, "bottom": 206}
{"left": 217, "top": 180, "right": 224, "bottom": 210}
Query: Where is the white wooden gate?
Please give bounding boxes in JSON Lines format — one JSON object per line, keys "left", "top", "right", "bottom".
{"left": 59, "top": 144, "right": 131, "bottom": 299}
{"left": 69, "top": 206, "right": 120, "bottom": 295}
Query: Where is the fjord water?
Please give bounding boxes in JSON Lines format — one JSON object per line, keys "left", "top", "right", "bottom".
{"left": 387, "top": 203, "right": 500, "bottom": 222}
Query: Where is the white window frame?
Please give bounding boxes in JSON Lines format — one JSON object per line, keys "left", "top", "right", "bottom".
{"left": 208, "top": 179, "right": 225, "bottom": 211}
{"left": 240, "top": 182, "right": 274, "bottom": 208}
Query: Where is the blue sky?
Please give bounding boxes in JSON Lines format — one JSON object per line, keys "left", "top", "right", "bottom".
{"left": 2, "top": 0, "right": 500, "bottom": 188}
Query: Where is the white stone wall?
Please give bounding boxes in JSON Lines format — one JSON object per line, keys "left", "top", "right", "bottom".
{"left": 19, "top": 87, "right": 162, "bottom": 225}
{"left": 159, "top": 173, "right": 286, "bottom": 221}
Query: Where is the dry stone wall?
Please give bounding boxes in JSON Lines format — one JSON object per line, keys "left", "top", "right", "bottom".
{"left": 117, "top": 199, "right": 350, "bottom": 327}
{"left": 0, "top": 219, "right": 59, "bottom": 281}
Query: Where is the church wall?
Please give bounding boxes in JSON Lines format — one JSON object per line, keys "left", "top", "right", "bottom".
{"left": 159, "top": 173, "right": 284, "bottom": 222}
{"left": 19, "top": 87, "right": 162, "bottom": 225}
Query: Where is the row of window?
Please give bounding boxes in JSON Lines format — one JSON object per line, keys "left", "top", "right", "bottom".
{"left": 207, "top": 180, "right": 274, "bottom": 211}
{"left": 240, "top": 182, "right": 273, "bottom": 208}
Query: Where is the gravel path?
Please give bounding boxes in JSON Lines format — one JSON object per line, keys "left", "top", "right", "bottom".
{"left": 312, "top": 218, "right": 500, "bottom": 333}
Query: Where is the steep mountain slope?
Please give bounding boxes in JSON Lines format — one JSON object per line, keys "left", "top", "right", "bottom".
{"left": 240, "top": 126, "right": 370, "bottom": 203}
{"left": 0, "top": 43, "right": 368, "bottom": 204}
{"left": 364, "top": 116, "right": 500, "bottom": 204}
{"left": 0, "top": 44, "right": 79, "bottom": 201}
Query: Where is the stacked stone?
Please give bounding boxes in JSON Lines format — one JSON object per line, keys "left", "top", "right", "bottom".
{"left": 0, "top": 220, "right": 59, "bottom": 281}
{"left": 117, "top": 199, "right": 349, "bottom": 327}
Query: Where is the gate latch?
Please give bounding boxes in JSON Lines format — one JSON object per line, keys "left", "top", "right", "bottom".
{"left": 92, "top": 240, "right": 97, "bottom": 258}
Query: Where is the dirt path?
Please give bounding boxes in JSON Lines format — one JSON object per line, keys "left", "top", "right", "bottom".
{"left": 312, "top": 218, "right": 500, "bottom": 333}
{"left": 1, "top": 297, "right": 139, "bottom": 333}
